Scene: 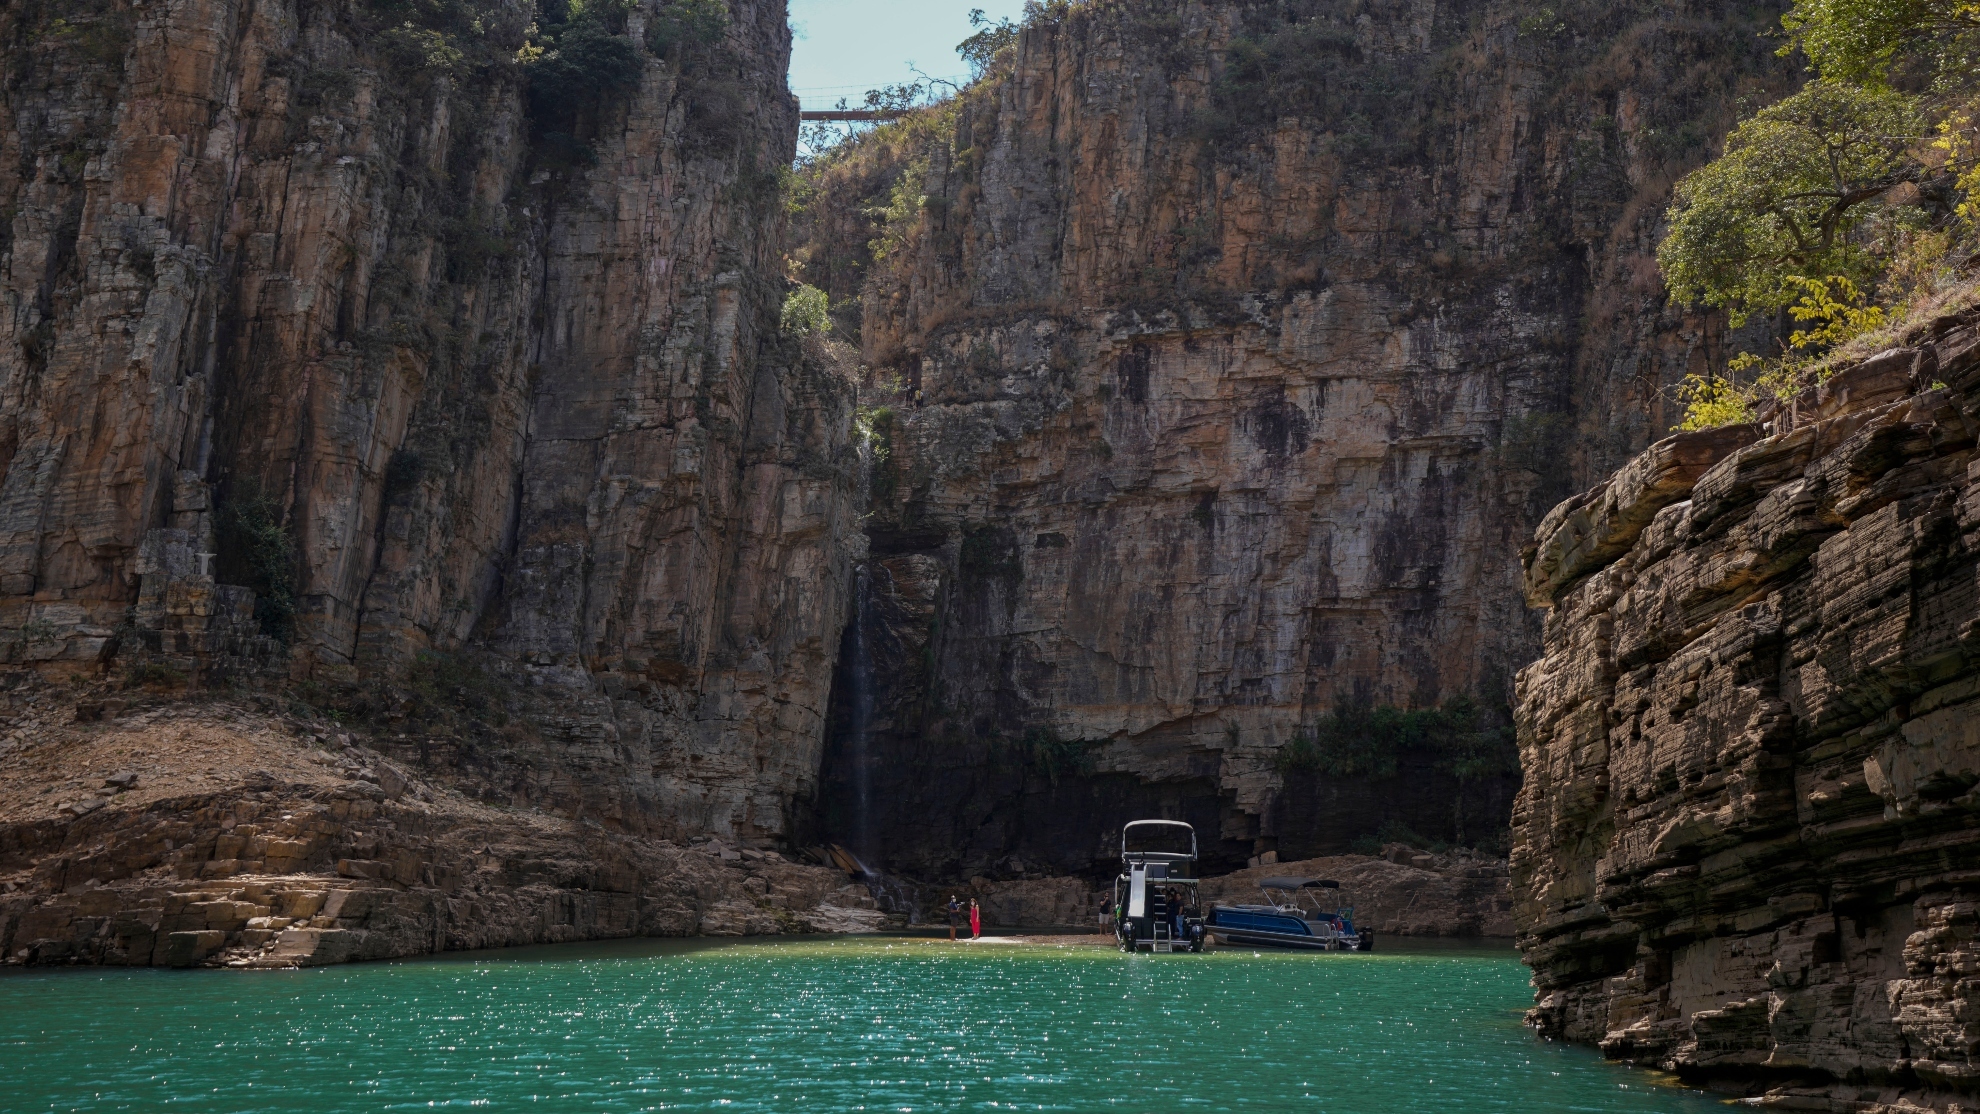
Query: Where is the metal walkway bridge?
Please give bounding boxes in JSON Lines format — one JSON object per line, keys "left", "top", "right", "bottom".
{"left": 799, "top": 110, "right": 908, "bottom": 122}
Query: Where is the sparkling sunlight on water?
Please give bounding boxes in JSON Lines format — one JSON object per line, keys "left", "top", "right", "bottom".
{"left": 0, "top": 936, "right": 1725, "bottom": 1112}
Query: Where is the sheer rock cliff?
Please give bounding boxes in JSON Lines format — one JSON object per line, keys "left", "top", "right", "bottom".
{"left": 798, "top": 0, "right": 1790, "bottom": 876}
{"left": 0, "top": 0, "right": 857, "bottom": 845}
{"left": 1512, "top": 310, "right": 1980, "bottom": 1109}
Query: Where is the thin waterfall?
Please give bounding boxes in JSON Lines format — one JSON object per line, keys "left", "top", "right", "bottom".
{"left": 849, "top": 563, "right": 874, "bottom": 865}
{"left": 844, "top": 567, "right": 920, "bottom": 922}
{"left": 842, "top": 396, "right": 919, "bottom": 924}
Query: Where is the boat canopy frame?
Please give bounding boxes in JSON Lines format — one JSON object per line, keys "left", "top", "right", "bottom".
{"left": 1120, "top": 819, "right": 1198, "bottom": 864}
{"left": 1257, "top": 877, "right": 1339, "bottom": 891}
{"left": 1254, "top": 877, "right": 1352, "bottom": 920}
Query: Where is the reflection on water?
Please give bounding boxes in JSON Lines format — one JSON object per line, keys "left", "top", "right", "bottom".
{"left": 0, "top": 935, "right": 1723, "bottom": 1113}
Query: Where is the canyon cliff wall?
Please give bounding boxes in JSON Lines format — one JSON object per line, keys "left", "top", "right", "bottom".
{"left": 0, "top": 0, "right": 856, "bottom": 844}
{"left": 797, "top": 0, "right": 1789, "bottom": 877}
{"left": 1513, "top": 310, "right": 1980, "bottom": 1109}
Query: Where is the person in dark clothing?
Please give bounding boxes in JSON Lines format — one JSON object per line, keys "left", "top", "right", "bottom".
{"left": 947, "top": 895, "right": 962, "bottom": 941}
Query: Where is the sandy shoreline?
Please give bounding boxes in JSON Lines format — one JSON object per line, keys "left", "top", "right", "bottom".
{"left": 912, "top": 933, "right": 1111, "bottom": 948}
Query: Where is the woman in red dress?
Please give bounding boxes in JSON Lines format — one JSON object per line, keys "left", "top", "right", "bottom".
{"left": 969, "top": 898, "right": 982, "bottom": 940}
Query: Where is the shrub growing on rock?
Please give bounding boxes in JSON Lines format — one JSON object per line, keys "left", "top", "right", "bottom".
{"left": 215, "top": 480, "right": 297, "bottom": 643}
{"left": 646, "top": 0, "right": 729, "bottom": 55}
{"left": 522, "top": 3, "right": 645, "bottom": 130}
{"left": 781, "top": 284, "right": 832, "bottom": 335}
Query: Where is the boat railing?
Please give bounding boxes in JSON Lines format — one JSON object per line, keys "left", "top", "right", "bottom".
{"left": 1261, "top": 884, "right": 1351, "bottom": 922}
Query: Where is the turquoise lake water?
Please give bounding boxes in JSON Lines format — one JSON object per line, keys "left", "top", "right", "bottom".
{"left": 0, "top": 935, "right": 1724, "bottom": 1113}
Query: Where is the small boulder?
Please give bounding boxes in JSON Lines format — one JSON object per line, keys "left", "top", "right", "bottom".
{"left": 268, "top": 927, "right": 361, "bottom": 967}
{"left": 156, "top": 930, "right": 226, "bottom": 968}
{"left": 376, "top": 766, "right": 408, "bottom": 799}
{"left": 103, "top": 771, "right": 139, "bottom": 790}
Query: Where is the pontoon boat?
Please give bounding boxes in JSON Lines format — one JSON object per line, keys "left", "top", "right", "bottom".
{"left": 1207, "top": 876, "right": 1373, "bottom": 951}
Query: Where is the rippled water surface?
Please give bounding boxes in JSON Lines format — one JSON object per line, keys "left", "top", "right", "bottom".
{"left": 0, "top": 935, "right": 1722, "bottom": 1112}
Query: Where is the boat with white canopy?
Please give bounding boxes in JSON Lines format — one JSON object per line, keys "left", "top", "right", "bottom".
{"left": 1110, "top": 820, "right": 1206, "bottom": 953}
{"left": 1207, "top": 876, "right": 1373, "bottom": 951}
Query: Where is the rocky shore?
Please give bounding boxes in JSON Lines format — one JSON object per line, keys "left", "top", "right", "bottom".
{"left": 0, "top": 683, "right": 889, "bottom": 969}
{"left": 0, "top": 672, "right": 1517, "bottom": 968}
{"left": 1513, "top": 308, "right": 1980, "bottom": 1111}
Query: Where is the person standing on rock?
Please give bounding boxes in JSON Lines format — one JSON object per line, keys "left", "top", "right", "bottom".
{"left": 969, "top": 898, "right": 982, "bottom": 940}
{"left": 947, "top": 895, "right": 962, "bottom": 941}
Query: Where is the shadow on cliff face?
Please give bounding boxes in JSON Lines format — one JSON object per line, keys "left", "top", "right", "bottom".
{"left": 806, "top": 556, "right": 1522, "bottom": 882}
{"left": 801, "top": 555, "right": 1236, "bottom": 879}
{"left": 1272, "top": 762, "right": 1520, "bottom": 860}
{"left": 809, "top": 686, "right": 1520, "bottom": 882}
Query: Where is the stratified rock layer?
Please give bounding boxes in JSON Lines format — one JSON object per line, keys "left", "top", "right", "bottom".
{"left": 1513, "top": 311, "right": 1980, "bottom": 1110}
{"left": 801, "top": 0, "right": 1790, "bottom": 875}
{"left": 0, "top": 0, "right": 857, "bottom": 846}
{"left": 0, "top": 690, "right": 890, "bottom": 968}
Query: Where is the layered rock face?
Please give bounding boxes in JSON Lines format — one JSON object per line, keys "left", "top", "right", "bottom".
{"left": 0, "top": 685, "right": 890, "bottom": 968}
{"left": 0, "top": 0, "right": 858, "bottom": 844}
{"left": 1513, "top": 312, "right": 1980, "bottom": 1108}
{"left": 799, "top": 0, "right": 1789, "bottom": 875}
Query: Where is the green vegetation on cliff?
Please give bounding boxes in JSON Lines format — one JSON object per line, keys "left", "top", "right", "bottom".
{"left": 214, "top": 481, "right": 297, "bottom": 643}
{"left": 1660, "top": 82, "right": 1927, "bottom": 324}
{"left": 1277, "top": 698, "right": 1518, "bottom": 847}
{"left": 780, "top": 284, "right": 832, "bottom": 335}
{"left": 1277, "top": 698, "right": 1516, "bottom": 785}
{"left": 1664, "top": 0, "right": 1980, "bottom": 427}
{"left": 356, "top": 0, "right": 734, "bottom": 149}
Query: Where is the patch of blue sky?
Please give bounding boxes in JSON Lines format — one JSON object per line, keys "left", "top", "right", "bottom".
{"left": 788, "top": 0, "right": 1032, "bottom": 112}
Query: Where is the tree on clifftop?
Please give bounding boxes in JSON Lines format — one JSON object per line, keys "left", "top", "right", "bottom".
{"left": 1782, "top": 0, "right": 1980, "bottom": 86}
{"left": 1659, "top": 82, "right": 1928, "bottom": 325}
{"left": 1658, "top": 0, "right": 1980, "bottom": 428}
